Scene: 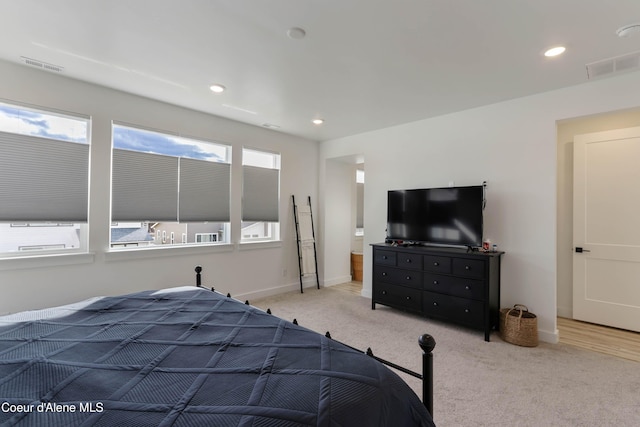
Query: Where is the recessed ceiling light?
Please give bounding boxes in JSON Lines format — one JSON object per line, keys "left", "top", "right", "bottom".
{"left": 287, "top": 27, "right": 306, "bottom": 40}
{"left": 312, "top": 119, "right": 324, "bottom": 125}
{"left": 544, "top": 46, "right": 566, "bottom": 57}
{"left": 209, "top": 84, "right": 226, "bottom": 93}
{"left": 617, "top": 23, "right": 640, "bottom": 38}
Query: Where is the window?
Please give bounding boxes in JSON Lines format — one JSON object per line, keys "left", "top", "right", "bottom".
{"left": 0, "top": 102, "right": 89, "bottom": 256}
{"left": 241, "top": 148, "right": 280, "bottom": 242}
{"left": 195, "top": 233, "right": 218, "bottom": 243}
{"left": 110, "top": 124, "right": 231, "bottom": 248}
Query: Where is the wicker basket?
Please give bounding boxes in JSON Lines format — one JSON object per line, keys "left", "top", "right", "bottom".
{"left": 499, "top": 304, "right": 538, "bottom": 347}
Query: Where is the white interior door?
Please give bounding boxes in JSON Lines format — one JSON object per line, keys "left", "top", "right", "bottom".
{"left": 573, "top": 126, "right": 640, "bottom": 332}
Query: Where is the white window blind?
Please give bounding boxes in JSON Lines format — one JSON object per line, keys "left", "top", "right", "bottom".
{"left": 112, "top": 149, "right": 179, "bottom": 222}
{"left": 112, "top": 149, "right": 231, "bottom": 223}
{"left": 179, "top": 158, "right": 230, "bottom": 222}
{"left": 242, "top": 165, "right": 279, "bottom": 222}
{"left": 0, "top": 131, "right": 89, "bottom": 222}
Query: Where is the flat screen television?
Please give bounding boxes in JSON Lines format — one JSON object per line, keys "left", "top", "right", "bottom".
{"left": 387, "top": 185, "right": 484, "bottom": 247}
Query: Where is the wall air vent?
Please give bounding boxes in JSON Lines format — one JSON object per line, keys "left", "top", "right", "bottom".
{"left": 20, "top": 56, "right": 64, "bottom": 73}
{"left": 586, "top": 50, "right": 640, "bottom": 79}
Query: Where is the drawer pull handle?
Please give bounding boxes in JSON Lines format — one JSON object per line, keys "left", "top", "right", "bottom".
{"left": 382, "top": 256, "right": 387, "bottom": 260}
{"left": 464, "top": 309, "right": 470, "bottom": 313}
{"left": 465, "top": 265, "right": 471, "bottom": 270}
{"left": 433, "top": 280, "right": 439, "bottom": 285}
{"left": 406, "top": 259, "right": 412, "bottom": 263}
{"left": 382, "top": 290, "right": 387, "bottom": 295}
{"left": 406, "top": 296, "right": 411, "bottom": 300}
{"left": 405, "top": 276, "right": 411, "bottom": 280}
{"left": 433, "top": 302, "right": 438, "bottom": 306}
{"left": 433, "top": 262, "right": 439, "bottom": 266}
{"left": 382, "top": 272, "right": 387, "bottom": 276}
{"left": 465, "top": 285, "right": 470, "bottom": 290}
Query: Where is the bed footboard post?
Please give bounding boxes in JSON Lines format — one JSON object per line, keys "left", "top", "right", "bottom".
{"left": 195, "top": 266, "right": 202, "bottom": 287}
{"left": 419, "top": 334, "right": 436, "bottom": 417}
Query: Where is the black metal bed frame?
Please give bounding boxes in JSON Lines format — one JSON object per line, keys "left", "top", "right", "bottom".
{"left": 194, "top": 266, "right": 435, "bottom": 417}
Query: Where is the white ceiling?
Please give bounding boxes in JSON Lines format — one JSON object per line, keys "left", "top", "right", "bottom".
{"left": 2, "top": 0, "right": 640, "bottom": 142}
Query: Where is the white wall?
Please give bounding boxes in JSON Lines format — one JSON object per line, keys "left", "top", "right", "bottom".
{"left": 0, "top": 59, "right": 319, "bottom": 315}
{"left": 320, "top": 159, "right": 354, "bottom": 286}
{"left": 320, "top": 70, "right": 640, "bottom": 343}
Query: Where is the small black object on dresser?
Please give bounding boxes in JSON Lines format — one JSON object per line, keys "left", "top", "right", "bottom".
{"left": 372, "top": 243, "right": 504, "bottom": 341}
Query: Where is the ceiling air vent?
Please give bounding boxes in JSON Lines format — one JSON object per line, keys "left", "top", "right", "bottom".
{"left": 262, "top": 123, "right": 281, "bottom": 129}
{"left": 20, "top": 56, "right": 64, "bottom": 73}
{"left": 586, "top": 50, "right": 640, "bottom": 79}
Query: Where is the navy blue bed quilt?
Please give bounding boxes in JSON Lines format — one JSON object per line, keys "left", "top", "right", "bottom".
{"left": 0, "top": 286, "right": 435, "bottom": 426}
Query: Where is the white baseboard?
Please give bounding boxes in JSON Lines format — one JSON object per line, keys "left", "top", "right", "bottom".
{"left": 233, "top": 274, "right": 353, "bottom": 303}
{"left": 361, "top": 287, "right": 372, "bottom": 298}
{"left": 322, "top": 275, "right": 353, "bottom": 287}
{"left": 233, "top": 277, "right": 317, "bottom": 302}
{"left": 538, "top": 328, "right": 559, "bottom": 344}
{"left": 232, "top": 285, "right": 296, "bottom": 303}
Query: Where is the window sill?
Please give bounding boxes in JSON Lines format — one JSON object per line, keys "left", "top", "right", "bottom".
{"left": 238, "top": 240, "right": 282, "bottom": 251}
{"left": 105, "top": 243, "right": 235, "bottom": 262}
{"left": 0, "top": 252, "right": 95, "bottom": 271}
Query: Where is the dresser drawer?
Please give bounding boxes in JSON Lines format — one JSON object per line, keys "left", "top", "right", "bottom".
{"left": 423, "top": 255, "right": 452, "bottom": 274}
{"left": 374, "top": 284, "right": 422, "bottom": 312}
{"left": 423, "top": 273, "right": 485, "bottom": 300}
{"left": 423, "top": 292, "right": 484, "bottom": 327}
{"left": 374, "top": 250, "right": 397, "bottom": 266}
{"left": 396, "top": 252, "right": 422, "bottom": 270}
{"left": 375, "top": 267, "right": 422, "bottom": 289}
{"left": 452, "top": 258, "right": 485, "bottom": 279}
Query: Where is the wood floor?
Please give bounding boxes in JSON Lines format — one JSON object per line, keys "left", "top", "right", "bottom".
{"left": 333, "top": 281, "right": 363, "bottom": 296}
{"left": 333, "top": 282, "right": 639, "bottom": 363}
{"left": 557, "top": 317, "right": 640, "bottom": 363}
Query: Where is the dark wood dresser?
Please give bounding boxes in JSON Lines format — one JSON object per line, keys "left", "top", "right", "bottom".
{"left": 372, "top": 243, "right": 504, "bottom": 341}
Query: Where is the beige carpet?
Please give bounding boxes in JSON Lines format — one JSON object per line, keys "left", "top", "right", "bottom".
{"left": 252, "top": 287, "right": 639, "bottom": 427}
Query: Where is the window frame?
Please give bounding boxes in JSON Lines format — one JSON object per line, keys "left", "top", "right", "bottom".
{"left": 0, "top": 101, "right": 90, "bottom": 259}
{"left": 241, "top": 147, "right": 281, "bottom": 244}
{"left": 109, "top": 123, "right": 232, "bottom": 250}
